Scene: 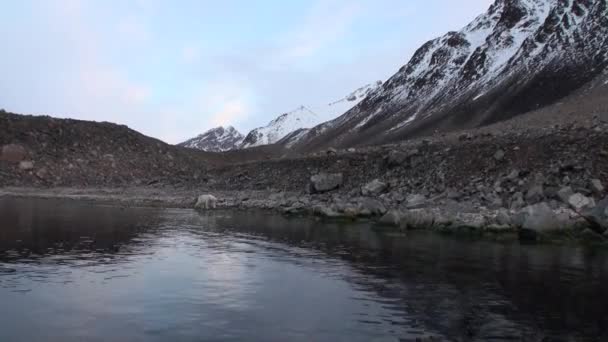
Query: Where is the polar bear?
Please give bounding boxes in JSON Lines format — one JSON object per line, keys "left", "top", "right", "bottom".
{"left": 195, "top": 194, "right": 218, "bottom": 209}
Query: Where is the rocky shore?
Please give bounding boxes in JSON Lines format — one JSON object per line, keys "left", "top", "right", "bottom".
{"left": 2, "top": 110, "right": 608, "bottom": 245}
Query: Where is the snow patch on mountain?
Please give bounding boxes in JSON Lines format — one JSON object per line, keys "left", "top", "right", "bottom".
{"left": 178, "top": 126, "right": 244, "bottom": 152}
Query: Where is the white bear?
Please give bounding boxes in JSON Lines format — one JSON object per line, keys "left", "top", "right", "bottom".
{"left": 195, "top": 194, "right": 218, "bottom": 209}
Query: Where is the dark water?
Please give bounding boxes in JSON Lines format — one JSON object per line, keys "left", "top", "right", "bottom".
{"left": 0, "top": 198, "right": 607, "bottom": 341}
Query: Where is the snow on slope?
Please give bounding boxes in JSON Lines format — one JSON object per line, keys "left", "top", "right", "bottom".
{"left": 291, "top": 0, "right": 608, "bottom": 150}
{"left": 178, "top": 126, "right": 244, "bottom": 152}
{"left": 240, "top": 82, "right": 382, "bottom": 148}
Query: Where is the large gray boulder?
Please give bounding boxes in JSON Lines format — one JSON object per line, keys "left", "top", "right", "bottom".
{"left": 557, "top": 186, "right": 574, "bottom": 204}
{"left": 567, "top": 193, "right": 595, "bottom": 212}
{"left": 400, "top": 209, "right": 435, "bottom": 229}
{"left": 361, "top": 179, "right": 388, "bottom": 196}
{"left": 518, "top": 202, "right": 569, "bottom": 240}
{"left": 309, "top": 173, "right": 343, "bottom": 193}
{"left": 587, "top": 197, "right": 608, "bottom": 233}
{"left": 405, "top": 194, "right": 427, "bottom": 209}
{"left": 357, "top": 198, "right": 387, "bottom": 216}
{"left": 378, "top": 210, "right": 402, "bottom": 226}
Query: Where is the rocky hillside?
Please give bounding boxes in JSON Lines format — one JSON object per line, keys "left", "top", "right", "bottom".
{"left": 293, "top": 0, "right": 608, "bottom": 151}
{"left": 178, "top": 126, "right": 244, "bottom": 152}
{"left": 0, "top": 111, "right": 212, "bottom": 187}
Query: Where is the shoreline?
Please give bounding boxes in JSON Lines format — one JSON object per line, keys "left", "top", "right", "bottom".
{"left": 2, "top": 186, "right": 607, "bottom": 246}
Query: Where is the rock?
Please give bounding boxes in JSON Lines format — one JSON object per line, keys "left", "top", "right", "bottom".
{"left": 494, "top": 209, "right": 512, "bottom": 226}
{"left": 386, "top": 150, "right": 408, "bottom": 167}
{"left": 506, "top": 169, "right": 520, "bottom": 181}
{"left": 557, "top": 186, "right": 574, "bottom": 204}
{"left": 357, "top": 198, "right": 387, "bottom": 216}
{"left": 361, "top": 179, "right": 388, "bottom": 196}
{"left": 580, "top": 228, "right": 605, "bottom": 242}
{"left": 519, "top": 203, "right": 566, "bottom": 239}
{"left": 494, "top": 149, "right": 505, "bottom": 161}
{"left": 312, "top": 205, "right": 341, "bottom": 218}
{"left": 195, "top": 194, "right": 218, "bottom": 209}
{"left": 326, "top": 147, "right": 337, "bottom": 155}
{"left": 310, "top": 173, "right": 343, "bottom": 193}
{"left": 510, "top": 192, "right": 525, "bottom": 210}
{"left": 400, "top": 209, "right": 435, "bottom": 229}
{"left": 406, "top": 194, "right": 427, "bottom": 209}
{"left": 590, "top": 179, "right": 604, "bottom": 195}
{"left": 35, "top": 167, "right": 48, "bottom": 179}
{"left": 347, "top": 148, "right": 356, "bottom": 153}
{"left": 567, "top": 193, "right": 595, "bottom": 212}
{"left": 1, "top": 144, "right": 27, "bottom": 162}
{"left": 18, "top": 160, "right": 34, "bottom": 170}
{"left": 525, "top": 185, "right": 544, "bottom": 204}
{"left": 378, "top": 210, "right": 402, "bottom": 226}
{"left": 587, "top": 197, "right": 608, "bottom": 232}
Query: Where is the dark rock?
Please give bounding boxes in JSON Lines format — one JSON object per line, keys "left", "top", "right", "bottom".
{"left": 587, "top": 197, "right": 608, "bottom": 233}
{"left": 525, "top": 185, "right": 544, "bottom": 204}
{"left": 310, "top": 173, "right": 343, "bottom": 193}
{"left": 386, "top": 150, "right": 409, "bottom": 167}
{"left": 1, "top": 144, "right": 28, "bottom": 162}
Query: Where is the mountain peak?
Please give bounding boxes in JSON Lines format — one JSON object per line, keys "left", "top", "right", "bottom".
{"left": 178, "top": 126, "right": 244, "bottom": 152}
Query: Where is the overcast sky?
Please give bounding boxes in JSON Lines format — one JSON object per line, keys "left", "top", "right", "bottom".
{"left": 0, "top": 0, "right": 492, "bottom": 143}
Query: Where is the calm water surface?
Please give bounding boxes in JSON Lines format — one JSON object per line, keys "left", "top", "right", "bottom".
{"left": 0, "top": 198, "right": 607, "bottom": 341}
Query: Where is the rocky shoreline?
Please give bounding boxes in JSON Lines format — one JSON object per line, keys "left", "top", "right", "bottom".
{"left": 2, "top": 180, "right": 607, "bottom": 245}
{"left": 2, "top": 111, "right": 608, "bottom": 245}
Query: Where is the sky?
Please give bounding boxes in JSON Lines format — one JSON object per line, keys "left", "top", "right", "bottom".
{"left": 0, "top": 0, "right": 493, "bottom": 144}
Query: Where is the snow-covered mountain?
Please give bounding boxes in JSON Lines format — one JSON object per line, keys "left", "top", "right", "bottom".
{"left": 292, "top": 0, "right": 608, "bottom": 150}
{"left": 240, "top": 106, "right": 319, "bottom": 148}
{"left": 178, "top": 126, "right": 244, "bottom": 152}
{"left": 240, "top": 81, "right": 382, "bottom": 148}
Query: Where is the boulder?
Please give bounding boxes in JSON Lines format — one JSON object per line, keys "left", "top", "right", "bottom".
{"left": 386, "top": 150, "right": 408, "bottom": 167}
{"left": 494, "top": 149, "right": 505, "bottom": 161}
{"left": 1, "top": 144, "right": 27, "bottom": 162}
{"left": 400, "top": 209, "right": 435, "bottom": 229}
{"left": 525, "top": 185, "right": 544, "bottom": 204}
{"left": 567, "top": 193, "right": 595, "bottom": 212}
{"left": 405, "top": 194, "right": 427, "bottom": 209}
{"left": 587, "top": 197, "right": 608, "bottom": 232}
{"left": 18, "top": 160, "right": 34, "bottom": 170}
{"left": 310, "top": 173, "right": 343, "bottom": 193}
{"left": 518, "top": 203, "right": 568, "bottom": 240}
{"left": 195, "top": 194, "right": 218, "bottom": 209}
{"left": 590, "top": 179, "right": 605, "bottom": 195}
{"left": 312, "top": 205, "right": 341, "bottom": 218}
{"left": 357, "top": 198, "right": 387, "bottom": 216}
{"left": 378, "top": 210, "right": 402, "bottom": 226}
{"left": 361, "top": 179, "right": 388, "bottom": 196}
{"left": 557, "top": 186, "right": 574, "bottom": 204}
{"left": 506, "top": 169, "right": 520, "bottom": 181}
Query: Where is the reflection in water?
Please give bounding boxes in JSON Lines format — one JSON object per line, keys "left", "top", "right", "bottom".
{"left": 0, "top": 198, "right": 607, "bottom": 341}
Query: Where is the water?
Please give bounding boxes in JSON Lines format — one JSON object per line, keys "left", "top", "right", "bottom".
{"left": 0, "top": 198, "right": 607, "bottom": 341}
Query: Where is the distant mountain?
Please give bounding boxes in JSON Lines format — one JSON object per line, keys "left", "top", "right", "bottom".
{"left": 240, "top": 106, "right": 319, "bottom": 148}
{"left": 291, "top": 0, "right": 608, "bottom": 150}
{"left": 178, "top": 126, "right": 244, "bottom": 152}
{"left": 240, "top": 81, "right": 383, "bottom": 149}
